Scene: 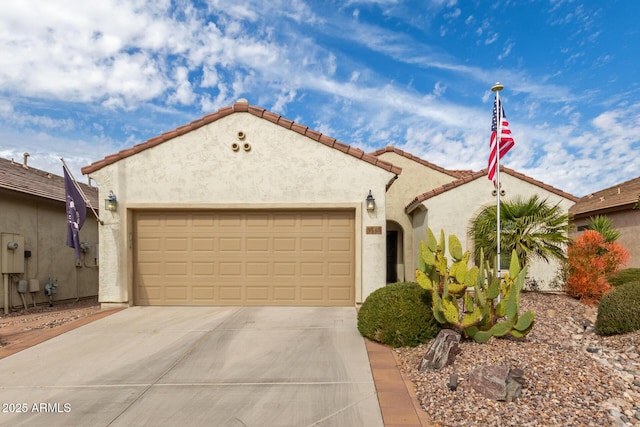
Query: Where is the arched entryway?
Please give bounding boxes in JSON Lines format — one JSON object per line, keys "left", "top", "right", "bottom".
{"left": 386, "top": 221, "right": 405, "bottom": 283}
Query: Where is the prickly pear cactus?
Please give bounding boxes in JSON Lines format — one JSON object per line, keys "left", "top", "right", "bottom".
{"left": 416, "top": 228, "right": 535, "bottom": 343}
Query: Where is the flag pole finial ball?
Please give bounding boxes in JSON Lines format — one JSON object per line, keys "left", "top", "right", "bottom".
{"left": 491, "top": 82, "right": 504, "bottom": 92}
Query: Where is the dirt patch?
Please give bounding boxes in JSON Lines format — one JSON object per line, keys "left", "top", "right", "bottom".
{"left": 0, "top": 298, "right": 119, "bottom": 359}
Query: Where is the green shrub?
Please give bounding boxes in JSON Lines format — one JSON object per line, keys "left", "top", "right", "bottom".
{"left": 357, "top": 282, "right": 440, "bottom": 347}
{"left": 595, "top": 281, "right": 640, "bottom": 335}
{"left": 608, "top": 268, "right": 640, "bottom": 287}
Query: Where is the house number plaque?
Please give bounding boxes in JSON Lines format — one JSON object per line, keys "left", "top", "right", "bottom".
{"left": 366, "top": 226, "right": 382, "bottom": 235}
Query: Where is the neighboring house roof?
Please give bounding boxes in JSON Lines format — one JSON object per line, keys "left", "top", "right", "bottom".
{"left": 569, "top": 176, "right": 640, "bottom": 218}
{"left": 81, "top": 99, "right": 402, "bottom": 176}
{"left": 405, "top": 166, "right": 579, "bottom": 213}
{"left": 369, "top": 146, "right": 473, "bottom": 179}
{"left": 0, "top": 157, "right": 99, "bottom": 207}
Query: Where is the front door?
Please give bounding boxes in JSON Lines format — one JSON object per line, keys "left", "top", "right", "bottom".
{"left": 386, "top": 230, "right": 398, "bottom": 283}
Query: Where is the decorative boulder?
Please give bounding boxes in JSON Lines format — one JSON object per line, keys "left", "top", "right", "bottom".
{"left": 418, "top": 329, "right": 461, "bottom": 371}
{"left": 468, "top": 365, "right": 524, "bottom": 402}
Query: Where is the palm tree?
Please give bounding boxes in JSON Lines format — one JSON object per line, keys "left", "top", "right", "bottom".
{"left": 586, "top": 215, "right": 620, "bottom": 243}
{"left": 469, "top": 195, "right": 571, "bottom": 269}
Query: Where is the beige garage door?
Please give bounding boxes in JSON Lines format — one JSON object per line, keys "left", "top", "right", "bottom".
{"left": 133, "top": 210, "right": 355, "bottom": 306}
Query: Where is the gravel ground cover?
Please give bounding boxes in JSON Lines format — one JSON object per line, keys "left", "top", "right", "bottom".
{"left": 0, "top": 298, "right": 101, "bottom": 349}
{"left": 396, "top": 292, "right": 640, "bottom": 426}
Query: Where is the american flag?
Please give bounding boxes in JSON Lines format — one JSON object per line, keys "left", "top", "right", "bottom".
{"left": 487, "top": 95, "right": 515, "bottom": 182}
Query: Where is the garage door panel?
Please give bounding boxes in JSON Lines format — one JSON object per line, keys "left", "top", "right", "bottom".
{"left": 246, "top": 238, "right": 269, "bottom": 251}
{"left": 273, "top": 214, "right": 296, "bottom": 227}
{"left": 328, "top": 237, "right": 352, "bottom": 252}
{"left": 300, "top": 214, "right": 324, "bottom": 227}
{"left": 165, "top": 286, "right": 189, "bottom": 301}
{"left": 219, "top": 238, "right": 242, "bottom": 251}
{"left": 274, "top": 238, "right": 296, "bottom": 251}
{"left": 219, "top": 286, "right": 242, "bottom": 302}
{"left": 328, "top": 213, "right": 353, "bottom": 226}
{"left": 134, "top": 210, "right": 354, "bottom": 306}
{"left": 137, "top": 285, "right": 161, "bottom": 302}
{"left": 137, "top": 262, "right": 162, "bottom": 275}
{"left": 138, "top": 237, "right": 162, "bottom": 252}
{"left": 136, "top": 213, "right": 163, "bottom": 226}
{"left": 274, "top": 262, "right": 296, "bottom": 276}
{"left": 329, "top": 287, "right": 352, "bottom": 301}
{"left": 300, "top": 287, "right": 323, "bottom": 301}
{"left": 219, "top": 262, "right": 242, "bottom": 276}
{"left": 192, "top": 214, "right": 215, "bottom": 227}
{"left": 164, "top": 214, "right": 189, "bottom": 227}
{"left": 192, "top": 286, "right": 215, "bottom": 301}
{"left": 329, "top": 262, "right": 352, "bottom": 276}
{"left": 246, "top": 286, "right": 269, "bottom": 301}
{"left": 246, "top": 213, "right": 270, "bottom": 226}
{"left": 246, "top": 262, "right": 269, "bottom": 276}
{"left": 164, "top": 262, "right": 188, "bottom": 276}
{"left": 218, "top": 215, "right": 242, "bottom": 227}
{"left": 192, "top": 237, "right": 215, "bottom": 252}
{"left": 165, "top": 238, "right": 189, "bottom": 251}
{"left": 192, "top": 262, "right": 215, "bottom": 277}
{"left": 300, "top": 238, "right": 323, "bottom": 251}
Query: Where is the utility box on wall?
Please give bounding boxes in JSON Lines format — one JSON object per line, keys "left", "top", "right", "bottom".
{"left": 1, "top": 233, "right": 25, "bottom": 274}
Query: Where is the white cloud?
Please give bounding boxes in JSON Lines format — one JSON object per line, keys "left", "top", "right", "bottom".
{"left": 0, "top": 0, "right": 635, "bottom": 200}
{"left": 168, "top": 66, "right": 196, "bottom": 105}
{"left": 444, "top": 8, "right": 461, "bottom": 19}
{"left": 498, "top": 41, "right": 514, "bottom": 60}
{"left": 272, "top": 90, "right": 297, "bottom": 113}
{"left": 327, "top": 53, "right": 337, "bottom": 76}
{"left": 484, "top": 33, "right": 498, "bottom": 45}
{"left": 201, "top": 66, "right": 220, "bottom": 88}
{"left": 433, "top": 81, "right": 446, "bottom": 97}
{"left": 0, "top": 99, "right": 75, "bottom": 130}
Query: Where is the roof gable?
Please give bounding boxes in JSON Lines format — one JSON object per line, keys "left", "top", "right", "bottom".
{"left": 81, "top": 100, "right": 402, "bottom": 176}
{"left": 0, "top": 157, "right": 99, "bottom": 206}
{"left": 405, "top": 166, "right": 578, "bottom": 213}
{"left": 369, "top": 146, "right": 472, "bottom": 179}
{"left": 569, "top": 176, "right": 640, "bottom": 217}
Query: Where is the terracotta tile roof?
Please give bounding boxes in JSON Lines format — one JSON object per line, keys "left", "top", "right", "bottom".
{"left": 405, "top": 166, "right": 579, "bottom": 213}
{"left": 569, "top": 176, "right": 640, "bottom": 217}
{"left": 369, "top": 146, "right": 472, "bottom": 178}
{"left": 0, "top": 157, "right": 99, "bottom": 207}
{"left": 81, "top": 100, "right": 402, "bottom": 176}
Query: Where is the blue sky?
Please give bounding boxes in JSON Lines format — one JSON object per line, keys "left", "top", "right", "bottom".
{"left": 0, "top": 0, "right": 638, "bottom": 197}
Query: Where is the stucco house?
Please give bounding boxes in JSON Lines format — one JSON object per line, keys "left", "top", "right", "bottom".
{"left": 569, "top": 176, "right": 640, "bottom": 269}
{"left": 81, "top": 99, "right": 400, "bottom": 307}
{"left": 0, "top": 155, "right": 99, "bottom": 312}
{"left": 372, "top": 147, "right": 578, "bottom": 290}
{"left": 82, "top": 100, "right": 578, "bottom": 308}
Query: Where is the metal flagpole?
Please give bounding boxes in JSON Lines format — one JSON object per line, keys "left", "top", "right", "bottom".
{"left": 491, "top": 82, "right": 504, "bottom": 295}
{"left": 60, "top": 158, "right": 103, "bottom": 225}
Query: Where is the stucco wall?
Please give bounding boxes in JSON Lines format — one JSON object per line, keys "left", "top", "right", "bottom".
{"left": 88, "top": 112, "right": 396, "bottom": 305}
{"left": 0, "top": 190, "right": 99, "bottom": 310}
{"left": 376, "top": 151, "right": 457, "bottom": 281}
{"left": 573, "top": 210, "right": 640, "bottom": 269}
{"left": 412, "top": 173, "right": 575, "bottom": 290}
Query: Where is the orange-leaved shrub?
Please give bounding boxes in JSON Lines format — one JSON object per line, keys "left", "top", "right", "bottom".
{"left": 566, "top": 230, "right": 629, "bottom": 305}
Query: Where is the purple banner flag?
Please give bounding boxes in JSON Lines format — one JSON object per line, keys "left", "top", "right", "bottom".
{"left": 64, "top": 167, "right": 86, "bottom": 259}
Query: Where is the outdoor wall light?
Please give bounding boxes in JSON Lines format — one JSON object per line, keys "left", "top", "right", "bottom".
{"left": 366, "top": 190, "right": 376, "bottom": 212}
{"left": 105, "top": 191, "right": 118, "bottom": 211}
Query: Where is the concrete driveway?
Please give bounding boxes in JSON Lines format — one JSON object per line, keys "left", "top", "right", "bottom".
{"left": 0, "top": 306, "right": 383, "bottom": 427}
